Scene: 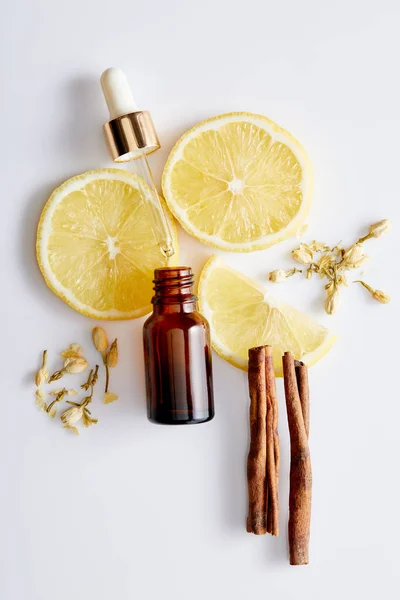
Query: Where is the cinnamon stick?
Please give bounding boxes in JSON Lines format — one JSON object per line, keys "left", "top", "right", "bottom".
{"left": 295, "top": 360, "right": 310, "bottom": 437}
{"left": 246, "top": 346, "right": 267, "bottom": 535}
{"left": 283, "top": 352, "right": 312, "bottom": 565}
{"left": 265, "top": 346, "right": 279, "bottom": 536}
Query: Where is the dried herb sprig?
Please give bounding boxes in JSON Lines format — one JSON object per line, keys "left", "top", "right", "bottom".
{"left": 92, "top": 327, "right": 119, "bottom": 404}
{"left": 268, "top": 219, "right": 391, "bottom": 315}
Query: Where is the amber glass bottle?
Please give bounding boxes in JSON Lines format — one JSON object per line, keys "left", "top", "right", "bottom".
{"left": 143, "top": 267, "right": 214, "bottom": 425}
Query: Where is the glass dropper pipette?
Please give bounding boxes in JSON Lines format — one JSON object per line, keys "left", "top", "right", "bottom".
{"left": 100, "top": 68, "right": 175, "bottom": 258}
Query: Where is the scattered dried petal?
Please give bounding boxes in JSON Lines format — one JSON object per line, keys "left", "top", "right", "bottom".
{"left": 63, "top": 425, "right": 79, "bottom": 435}
{"left": 35, "top": 389, "right": 47, "bottom": 411}
{"left": 104, "top": 392, "right": 118, "bottom": 404}
{"left": 310, "top": 241, "right": 330, "bottom": 253}
{"left": 60, "top": 344, "right": 84, "bottom": 359}
{"left": 48, "top": 405, "right": 57, "bottom": 419}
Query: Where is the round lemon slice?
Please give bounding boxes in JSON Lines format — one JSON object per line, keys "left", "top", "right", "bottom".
{"left": 37, "top": 169, "right": 178, "bottom": 320}
{"left": 198, "top": 256, "right": 335, "bottom": 375}
{"left": 162, "top": 112, "right": 312, "bottom": 252}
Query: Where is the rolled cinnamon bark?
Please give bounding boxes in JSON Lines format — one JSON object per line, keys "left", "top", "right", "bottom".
{"left": 246, "top": 346, "right": 267, "bottom": 535}
{"left": 295, "top": 360, "right": 310, "bottom": 438}
{"left": 283, "top": 352, "right": 312, "bottom": 565}
{"left": 265, "top": 346, "right": 279, "bottom": 536}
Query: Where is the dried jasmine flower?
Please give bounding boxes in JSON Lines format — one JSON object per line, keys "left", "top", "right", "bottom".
{"left": 341, "top": 243, "right": 366, "bottom": 268}
{"left": 35, "top": 350, "right": 49, "bottom": 387}
{"left": 354, "top": 281, "right": 391, "bottom": 304}
{"left": 292, "top": 244, "right": 314, "bottom": 265}
{"left": 48, "top": 357, "right": 88, "bottom": 382}
{"left": 269, "top": 268, "right": 302, "bottom": 283}
{"left": 61, "top": 397, "right": 98, "bottom": 435}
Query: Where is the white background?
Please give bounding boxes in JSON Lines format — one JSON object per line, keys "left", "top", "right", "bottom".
{"left": 1, "top": 1, "right": 399, "bottom": 598}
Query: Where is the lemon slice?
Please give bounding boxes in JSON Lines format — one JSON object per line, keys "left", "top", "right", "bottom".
{"left": 198, "top": 256, "right": 335, "bottom": 375}
{"left": 37, "top": 169, "right": 178, "bottom": 320}
{"left": 162, "top": 112, "right": 312, "bottom": 252}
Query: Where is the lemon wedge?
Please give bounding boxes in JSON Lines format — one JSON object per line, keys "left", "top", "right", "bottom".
{"left": 198, "top": 256, "right": 335, "bottom": 375}
{"left": 36, "top": 169, "right": 177, "bottom": 320}
{"left": 162, "top": 112, "right": 312, "bottom": 252}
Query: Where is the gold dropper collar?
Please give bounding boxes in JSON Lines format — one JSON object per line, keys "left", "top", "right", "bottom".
{"left": 103, "top": 111, "right": 160, "bottom": 163}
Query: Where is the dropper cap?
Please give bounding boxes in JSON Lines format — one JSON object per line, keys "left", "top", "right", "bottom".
{"left": 101, "top": 68, "right": 160, "bottom": 162}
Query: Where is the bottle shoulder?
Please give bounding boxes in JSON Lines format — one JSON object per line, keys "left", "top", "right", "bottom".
{"left": 143, "top": 310, "right": 209, "bottom": 332}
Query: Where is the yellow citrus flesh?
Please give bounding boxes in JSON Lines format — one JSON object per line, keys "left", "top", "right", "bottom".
{"left": 198, "top": 256, "right": 335, "bottom": 375}
{"left": 162, "top": 112, "right": 312, "bottom": 252}
{"left": 36, "top": 169, "right": 178, "bottom": 319}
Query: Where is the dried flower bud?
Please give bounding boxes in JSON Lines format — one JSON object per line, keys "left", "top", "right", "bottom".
{"left": 354, "top": 280, "right": 391, "bottom": 304}
{"left": 60, "top": 344, "right": 84, "bottom": 359}
{"left": 92, "top": 327, "right": 109, "bottom": 354}
{"left": 106, "top": 339, "right": 118, "bottom": 368}
{"left": 35, "top": 350, "right": 49, "bottom": 386}
{"left": 61, "top": 405, "right": 84, "bottom": 427}
{"left": 306, "top": 268, "right": 313, "bottom": 280}
{"left": 63, "top": 357, "right": 88, "bottom": 374}
{"left": 373, "top": 289, "right": 390, "bottom": 304}
{"left": 269, "top": 269, "right": 288, "bottom": 283}
{"left": 342, "top": 243, "right": 365, "bottom": 268}
{"left": 292, "top": 244, "right": 314, "bottom": 265}
{"left": 367, "top": 219, "right": 391, "bottom": 239}
{"left": 324, "top": 286, "right": 340, "bottom": 315}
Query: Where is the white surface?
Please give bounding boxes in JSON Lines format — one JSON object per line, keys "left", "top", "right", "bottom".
{"left": 100, "top": 68, "right": 139, "bottom": 120}
{"left": 1, "top": 1, "right": 399, "bottom": 599}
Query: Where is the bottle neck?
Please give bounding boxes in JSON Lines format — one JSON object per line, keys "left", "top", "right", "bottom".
{"left": 151, "top": 267, "right": 197, "bottom": 313}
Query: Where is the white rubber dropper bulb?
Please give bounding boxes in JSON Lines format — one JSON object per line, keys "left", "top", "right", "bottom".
{"left": 100, "top": 68, "right": 138, "bottom": 119}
